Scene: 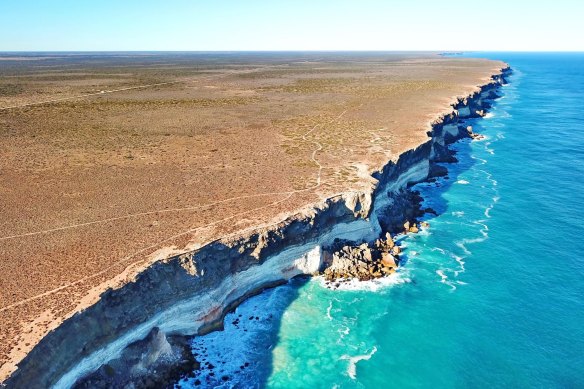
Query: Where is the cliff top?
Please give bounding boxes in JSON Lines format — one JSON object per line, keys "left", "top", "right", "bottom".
{"left": 0, "top": 52, "right": 504, "bottom": 380}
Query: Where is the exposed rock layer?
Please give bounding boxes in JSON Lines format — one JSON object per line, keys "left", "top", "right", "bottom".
{"left": 322, "top": 233, "right": 401, "bottom": 283}
{"left": 73, "top": 328, "right": 196, "bottom": 389}
{"left": 4, "top": 67, "right": 511, "bottom": 388}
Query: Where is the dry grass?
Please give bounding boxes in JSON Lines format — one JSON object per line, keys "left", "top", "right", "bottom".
{"left": 0, "top": 52, "right": 505, "bottom": 380}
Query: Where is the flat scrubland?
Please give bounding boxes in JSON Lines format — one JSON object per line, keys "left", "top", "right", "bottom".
{"left": 0, "top": 52, "right": 504, "bottom": 379}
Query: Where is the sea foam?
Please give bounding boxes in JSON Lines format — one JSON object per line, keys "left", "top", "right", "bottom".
{"left": 340, "top": 346, "right": 377, "bottom": 379}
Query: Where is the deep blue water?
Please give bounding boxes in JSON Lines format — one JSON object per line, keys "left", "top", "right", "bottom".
{"left": 180, "top": 53, "right": 584, "bottom": 388}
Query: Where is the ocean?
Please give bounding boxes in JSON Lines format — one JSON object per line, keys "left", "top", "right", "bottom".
{"left": 179, "top": 53, "right": 584, "bottom": 388}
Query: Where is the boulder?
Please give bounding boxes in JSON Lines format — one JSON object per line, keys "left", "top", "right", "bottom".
{"left": 429, "top": 164, "right": 448, "bottom": 178}
{"left": 363, "top": 248, "right": 372, "bottom": 262}
{"left": 374, "top": 239, "right": 383, "bottom": 249}
{"left": 323, "top": 234, "right": 402, "bottom": 284}
{"left": 384, "top": 233, "right": 395, "bottom": 248}
{"left": 380, "top": 253, "right": 397, "bottom": 268}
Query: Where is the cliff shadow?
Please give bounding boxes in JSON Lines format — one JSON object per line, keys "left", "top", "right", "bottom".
{"left": 421, "top": 108, "right": 506, "bottom": 225}
{"left": 181, "top": 122, "right": 492, "bottom": 387}
{"left": 180, "top": 277, "right": 308, "bottom": 388}
{"left": 397, "top": 133, "right": 482, "bottom": 269}
{"left": 424, "top": 138, "right": 477, "bottom": 216}
{"left": 182, "top": 138, "right": 480, "bottom": 388}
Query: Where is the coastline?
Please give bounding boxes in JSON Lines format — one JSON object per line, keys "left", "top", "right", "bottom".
{"left": 3, "top": 65, "right": 511, "bottom": 388}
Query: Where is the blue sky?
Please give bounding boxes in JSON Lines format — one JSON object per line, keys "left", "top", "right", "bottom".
{"left": 0, "top": 0, "right": 582, "bottom": 51}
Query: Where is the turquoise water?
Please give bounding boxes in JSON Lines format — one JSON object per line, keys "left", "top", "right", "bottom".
{"left": 181, "top": 53, "right": 584, "bottom": 388}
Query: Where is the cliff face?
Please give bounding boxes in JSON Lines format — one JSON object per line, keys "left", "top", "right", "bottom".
{"left": 4, "top": 67, "right": 511, "bottom": 389}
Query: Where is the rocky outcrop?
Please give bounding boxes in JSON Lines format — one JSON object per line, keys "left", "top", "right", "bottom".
{"left": 3, "top": 66, "right": 511, "bottom": 389}
{"left": 322, "top": 233, "right": 401, "bottom": 283}
{"left": 466, "top": 125, "right": 486, "bottom": 140}
{"left": 73, "top": 328, "right": 197, "bottom": 389}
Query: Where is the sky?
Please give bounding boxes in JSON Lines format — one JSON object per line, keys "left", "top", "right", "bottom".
{"left": 0, "top": 0, "right": 582, "bottom": 51}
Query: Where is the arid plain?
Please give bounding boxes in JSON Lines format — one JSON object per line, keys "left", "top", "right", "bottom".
{"left": 0, "top": 52, "right": 504, "bottom": 380}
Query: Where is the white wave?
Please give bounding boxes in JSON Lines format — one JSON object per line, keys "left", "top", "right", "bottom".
{"left": 473, "top": 219, "right": 489, "bottom": 231}
{"left": 336, "top": 325, "right": 351, "bottom": 343}
{"left": 472, "top": 156, "right": 488, "bottom": 165}
{"left": 326, "top": 301, "right": 333, "bottom": 321}
{"left": 340, "top": 346, "right": 377, "bottom": 379}
{"left": 455, "top": 233, "right": 488, "bottom": 255}
{"left": 477, "top": 169, "right": 498, "bottom": 188}
{"left": 484, "top": 205, "right": 494, "bottom": 218}
{"left": 179, "top": 286, "right": 294, "bottom": 388}
{"left": 484, "top": 112, "right": 495, "bottom": 119}
{"left": 436, "top": 269, "right": 448, "bottom": 282}
{"left": 456, "top": 180, "right": 470, "bottom": 185}
{"left": 320, "top": 272, "right": 410, "bottom": 292}
{"left": 453, "top": 256, "right": 466, "bottom": 277}
{"left": 452, "top": 211, "right": 465, "bottom": 217}
{"left": 436, "top": 270, "right": 457, "bottom": 291}
{"left": 455, "top": 241, "right": 471, "bottom": 255}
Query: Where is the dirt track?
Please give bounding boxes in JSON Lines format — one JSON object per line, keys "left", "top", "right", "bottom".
{"left": 0, "top": 52, "right": 504, "bottom": 380}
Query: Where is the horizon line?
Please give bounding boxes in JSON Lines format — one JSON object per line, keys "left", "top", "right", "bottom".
{"left": 1, "top": 50, "right": 583, "bottom": 54}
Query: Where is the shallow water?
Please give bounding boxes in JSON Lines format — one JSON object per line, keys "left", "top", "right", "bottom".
{"left": 179, "top": 53, "right": 584, "bottom": 388}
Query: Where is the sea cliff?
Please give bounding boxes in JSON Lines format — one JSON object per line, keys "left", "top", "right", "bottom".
{"left": 4, "top": 67, "right": 511, "bottom": 388}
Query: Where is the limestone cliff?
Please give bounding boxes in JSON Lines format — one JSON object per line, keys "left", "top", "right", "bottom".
{"left": 4, "top": 67, "right": 511, "bottom": 389}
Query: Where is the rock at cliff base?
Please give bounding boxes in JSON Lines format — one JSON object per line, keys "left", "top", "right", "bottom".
{"left": 385, "top": 232, "right": 395, "bottom": 248}
{"left": 424, "top": 207, "right": 437, "bottom": 215}
{"left": 429, "top": 164, "right": 449, "bottom": 178}
{"left": 322, "top": 233, "right": 402, "bottom": 284}
{"left": 380, "top": 253, "right": 397, "bottom": 268}
{"left": 73, "top": 328, "right": 197, "bottom": 389}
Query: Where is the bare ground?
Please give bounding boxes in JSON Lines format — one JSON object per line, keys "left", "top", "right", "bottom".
{"left": 0, "top": 52, "right": 504, "bottom": 380}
